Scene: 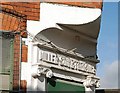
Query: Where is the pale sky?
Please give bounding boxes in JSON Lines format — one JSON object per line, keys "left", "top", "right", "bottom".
{"left": 97, "top": 2, "right": 118, "bottom": 89}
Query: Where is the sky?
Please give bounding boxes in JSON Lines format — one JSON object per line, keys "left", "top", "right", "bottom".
{"left": 97, "top": 2, "right": 118, "bottom": 89}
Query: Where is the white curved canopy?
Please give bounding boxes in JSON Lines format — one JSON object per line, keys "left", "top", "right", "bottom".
{"left": 27, "top": 3, "right": 101, "bottom": 36}
{"left": 27, "top": 3, "right": 101, "bottom": 57}
{"left": 34, "top": 16, "right": 101, "bottom": 57}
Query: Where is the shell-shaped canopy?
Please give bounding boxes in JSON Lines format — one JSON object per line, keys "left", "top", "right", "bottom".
{"left": 34, "top": 16, "right": 101, "bottom": 57}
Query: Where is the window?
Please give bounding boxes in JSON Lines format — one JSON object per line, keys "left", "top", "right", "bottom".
{"left": 0, "top": 32, "right": 14, "bottom": 91}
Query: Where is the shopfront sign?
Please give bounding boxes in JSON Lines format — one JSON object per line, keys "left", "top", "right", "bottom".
{"left": 39, "top": 49, "right": 96, "bottom": 74}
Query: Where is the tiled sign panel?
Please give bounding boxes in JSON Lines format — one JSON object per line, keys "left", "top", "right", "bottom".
{"left": 47, "top": 78, "right": 85, "bottom": 92}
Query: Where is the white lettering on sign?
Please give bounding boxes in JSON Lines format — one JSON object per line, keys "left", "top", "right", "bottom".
{"left": 39, "top": 50, "right": 96, "bottom": 74}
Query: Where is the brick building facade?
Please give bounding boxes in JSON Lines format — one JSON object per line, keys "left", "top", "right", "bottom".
{"left": 0, "top": 1, "right": 102, "bottom": 92}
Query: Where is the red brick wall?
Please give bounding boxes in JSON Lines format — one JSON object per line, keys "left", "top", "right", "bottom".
{"left": 13, "top": 34, "right": 20, "bottom": 90}
{"left": 43, "top": 0, "right": 103, "bottom": 9}
{"left": 22, "top": 45, "right": 28, "bottom": 62}
{"left": 0, "top": 9, "right": 27, "bottom": 38}
{"left": 20, "top": 80, "right": 27, "bottom": 93}
{"left": 1, "top": 2, "right": 40, "bottom": 20}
